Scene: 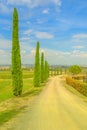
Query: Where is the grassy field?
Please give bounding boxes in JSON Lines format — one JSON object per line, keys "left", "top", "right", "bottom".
{"left": 0, "top": 69, "right": 44, "bottom": 126}
{"left": 0, "top": 70, "right": 34, "bottom": 101}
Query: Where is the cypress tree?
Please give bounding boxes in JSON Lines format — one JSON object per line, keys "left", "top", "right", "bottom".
{"left": 65, "top": 68, "right": 67, "bottom": 74}
{"left": 51, "top": 68, "right": 53, "bottom": 76}
{"left": 41, "top": 52, "right": 44, "bottom": 83}
{"left": 45, "top": 61, "right": 49, "bottom": 81}
{"left": 54, "top": 68, "right": 57, "bottom": 76}
{"left": 60, "top": 68, "right": 62, "bottom": 75}
{"left": 57, "top": 68, "right": 59, "bottom": 75}
{"left": 34, "top": 41, "right": 40, "bottom": 87}
{"left": 45, "top": 61, "right": 47, "bottom": 81}
{"left": 12, "top": 8, "right": 23, "bottom": 96}
{"left": 47, "top": 63, "right": 49, "bottom": 78}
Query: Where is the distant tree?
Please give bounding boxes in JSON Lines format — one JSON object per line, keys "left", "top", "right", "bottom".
{"left": 34, "top": 42, "right": 40, "bottom": 87}
{"left": 41, "top": 52, "right": 45, "bottom": 83}
{"left": 69, "top": 65, "right": 82, "bottom": 75}
{"left": 60, "top": 68, "right": 62, "bottom": 75}
{"left": 65, "top": 68, "right": 67, "bottom": 74}
{"left": 51, "top": 68, "right": 53, "bottom": 76}
{"left": 54, "top": 68, "right": 57, "bottom": 75}
{"left": 47, "top": 63, "right": 49, "bottom": 78}
{"left": 45, "top": 61, "right": 49, "bottom": 81}
{"left": 57, "top": 68, "right": 59, "bottom": 75}
{"left": 12, "top": 8, "right": 23, "bottom": 96}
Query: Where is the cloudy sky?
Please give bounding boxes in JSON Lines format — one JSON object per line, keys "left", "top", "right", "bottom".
{"left": 0, "top": 0, "right": 87, "bottom": 65}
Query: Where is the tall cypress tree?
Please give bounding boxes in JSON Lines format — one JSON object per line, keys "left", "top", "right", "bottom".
{"left": 57, "top": 68, "right": 59, "bottom": 75}
{"left": 51, "top": 68, "right": 53, "bottom": 76}
{"left": 54, "top": 68, "right": 57, "bottom": 76}
{"left": 45, "top": 61, "right": 49, "bottom": 81}
{"left": 41, "top": 52, "right": 44, "bottom": 83}
{"left": 12, "top": 8, "right": 23, "bottom": 96}
{"left": 47, "top": 63, "right": 49, "bottom": 78}
{"left": 60, "top": 68, "right": 62, "bottom": 75}
{"left": 34, "top": 41, "right": 40, "bottom": 87}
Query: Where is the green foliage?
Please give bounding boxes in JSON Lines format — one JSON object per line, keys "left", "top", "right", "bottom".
{"left": 41, "top": 52, "right": 45, "bottom": 83}
{"left": 0, "top": 109, "right": 20, "bottom": 126}
{"left": 0, "top": 71, "right": 11, "bottom": 79}
{"left": 60, "top": 68, "right": 62, "bottom": 75}
{"left": 69, "top": 65, "right": 82, "bottom": 75}
{"left": 65, "top": 68, "right": 67, "bottom": 74}
{"left": 57, "top": 68, "right": 59, "bottom": 75}
{"left": 0, "top": 70, "right": 33, "bottom": 79}
{"left": 0, "top": 70, "right": 38, "bottom": 102}
{"left": 34, "top": 41, "right": 40, "bottom": 87}
{"left": 45, "top": 61, "right": 49, "bottom": 81}
{"left": 0, "top": 69, "right": 44, "bottom": 126}
{"left": 51, "top": 68, "right": 53, "bottom": 76}
{"left": 66, "top": 76, "right": 87, "bottom": 97}
{"left": 12, "top": 8, "right": 23, "bottom": 96}
{"left": 54, "top": 68, "right": 57, "bottom": 75}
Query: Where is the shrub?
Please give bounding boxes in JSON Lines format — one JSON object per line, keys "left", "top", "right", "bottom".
{"left": 69, "top": 65, "right": 82, "bottom": 75}
{"left": 66, "top": 76, "right": 87, "bottom": 97}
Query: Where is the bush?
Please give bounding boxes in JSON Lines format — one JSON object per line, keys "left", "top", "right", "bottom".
{"left": 66, "top": 76, "right": 87, "bottom": 97}
{"left": 72, "top": 75, "right": 83, "bottom": 80}
{"left": 69, "top": 65, "right": 82, "bottom": 75}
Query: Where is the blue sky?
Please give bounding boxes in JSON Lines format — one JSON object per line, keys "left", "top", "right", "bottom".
{"left": 0, "top": 0, "right": 87, "bottom": 65}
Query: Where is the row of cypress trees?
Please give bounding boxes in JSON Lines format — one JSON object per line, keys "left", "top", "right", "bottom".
{"left": 12, "top": 8, "right": 49, "bottom": 96}
{"left": 51, "top": 68, "right": 62, "bottom": 76}
{"left": 34, "top": 42, "right": 49, "bottom": 87}
{"left": 50, "top": 67, "right": 67, "bottom": 76}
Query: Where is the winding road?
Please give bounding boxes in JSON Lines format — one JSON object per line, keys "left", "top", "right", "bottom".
{"left": 5, "top": 76, "right": 87, "bottom": 130}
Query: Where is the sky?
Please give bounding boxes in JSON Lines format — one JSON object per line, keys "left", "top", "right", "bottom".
{"left": 0, "top": 0, "right": 87, "bottom": 65}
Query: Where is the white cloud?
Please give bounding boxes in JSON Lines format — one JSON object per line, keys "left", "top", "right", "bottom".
{"left": 0, "top": 3, "right": 10, "bottom": 14}
{"left": 40, "top": 48, "right": 87, "bottom": 65}
{"left": 72, "top": 46, "right": 84, "bottom": 49}
{"left": 0, "top": 49, "right": 11, "bottom": 64}
{"left": 0, "top": 38, "right": 11, "bottom": 49}
{"left": 23, "top": 29, "right": 54, "bottom": 39}
{"left": 7, "top": 0, "right": 61, "bottom": 8}
{"left": 37, "top": 19, "right": 44, "bottom": 24}
{"left": 20, "top": 37, "right": 31, "bottom": 41}
{"left": 30, "top": 48, "right": 45, "bottom": 56}
{"left": 73, "top": 34, "right": 87, "bottom": 39}
{"left": 71, "top": 50, "right": 87, "bottom": 58}
{"left": 23, "top": 29, "right": 33, "bottom": 35}
{"left": 70, "top": 33, "right": 87, "bottom": 44}
{"left": 42, "top": 9, "right": 49, "bottom": 14}
{"left": 0, "top": 38, "right": 87, "bottom": 65}
{"left": 35, "top": 32, "right": 54, "bottom": 39}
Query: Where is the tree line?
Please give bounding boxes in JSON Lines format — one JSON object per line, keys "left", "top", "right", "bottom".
{"left": 12, "top": 8, "right": 49, "bottom": 96}
{"left": 34, "top": 42, "right": 49, "bottom": 87}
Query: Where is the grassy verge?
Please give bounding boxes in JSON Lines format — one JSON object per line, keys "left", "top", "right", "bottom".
{"left": 63, "top": 81, "right": 87, "bottom": 102}
{"left": 0, "top": 70, "right": 44, "bottom": 127}
{"left": 0, "top": 109, "right": 21, "bottom": 126}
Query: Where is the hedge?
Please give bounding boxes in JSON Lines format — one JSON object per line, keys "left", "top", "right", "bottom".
{"left": 66, "top": 76, "right": 87, "bottom": 97}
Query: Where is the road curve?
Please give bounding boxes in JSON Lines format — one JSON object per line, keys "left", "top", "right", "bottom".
{"left": 6, "top": 77, "right": 87, "bottom": 130}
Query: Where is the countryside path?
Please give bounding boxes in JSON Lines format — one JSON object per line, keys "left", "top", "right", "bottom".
{"left": 7, "top": 77, "right": 87, "bottom": 130}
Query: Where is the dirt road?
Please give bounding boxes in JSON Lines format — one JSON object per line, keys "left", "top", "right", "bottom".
{"left": 4, "top": 76, "right": 87, "bottom": 130}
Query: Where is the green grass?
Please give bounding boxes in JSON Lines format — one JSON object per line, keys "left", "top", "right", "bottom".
{"left": 0, "top": 80, "right": 13, "bottom": 101}
{"left": 0, "top": 69, "right": 44, "bottom": 126}
{"left": 0, "top": 69, "right": 42, "bottom": 102}
{"left": 0, "top": 109, "right": 20, "bottom": 126}
{"left": 0, "top": 70, "right": 34, "bottom": 79}
{"left": 0, "top": 107, "right": 26, "bottom": 126}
